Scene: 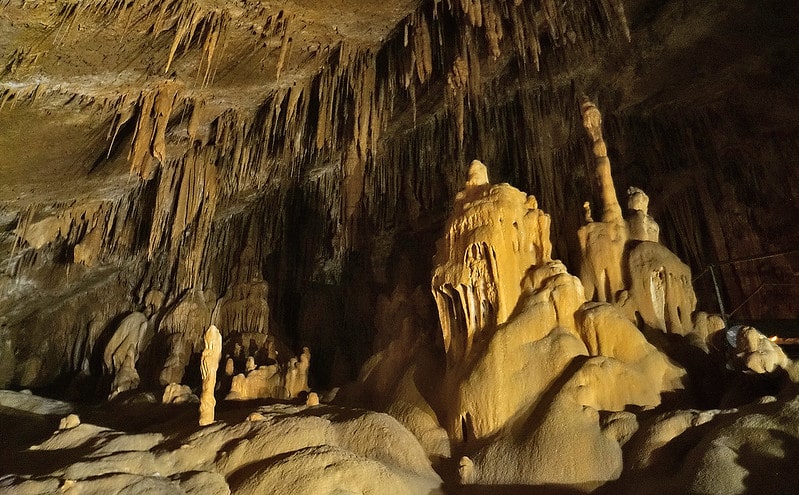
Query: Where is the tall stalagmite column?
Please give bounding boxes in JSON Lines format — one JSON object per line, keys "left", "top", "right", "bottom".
{"left": 581, "top": 98, "right": 622, "bottom": 223}
{"left": 199, "top": 325, "right": 222, "bottom": 426}
{"left": 577, "top": 99, "right": 628, "bottom": 302}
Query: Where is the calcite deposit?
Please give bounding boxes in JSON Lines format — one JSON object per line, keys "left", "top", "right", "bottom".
{"left": 199, "top": 324, "right": 222, "bottom": 426}
{"left": 1, "top": 0, "right": 798, "bottom": 493}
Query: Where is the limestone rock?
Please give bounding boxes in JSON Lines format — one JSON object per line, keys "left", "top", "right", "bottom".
{"left": 0, "top": 390, "right": 72, "bottom": 416}
{"left": 735, "top": 326, "right": 790, "bottom": 374}
{"left": 385, "top": 364, "right": 451, "bottom": 458}
{"left": 3, "top": 397, "right": 440, "bottom": 495}
{"left": 577, "top": 302, "right": 686, "bottom": 402}
{"left": 199, "top": 324, "right": 222, "bottom": 426}
{"left": 625, "top": 241, "right": 697, "bottom": 335}
{"left": 161, "top": 383, "right": 198, "bottom": 404}
{"left": 104, "top": 312, "right": 149, "bottom": 399}
{"left": 432, "top": 160, "right": 552, "bottom": 365}
{"left": 59, "top": 414, "right": 81, "bottom": 430}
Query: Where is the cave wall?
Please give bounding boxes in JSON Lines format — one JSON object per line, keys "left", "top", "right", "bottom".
{"left": 0, "top": 0, "right": 796, "bottom": 391}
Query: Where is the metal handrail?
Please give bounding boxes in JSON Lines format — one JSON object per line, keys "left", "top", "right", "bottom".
{"left": 692, "top": 249, "right": 799, "bottom": 323}
{"left": 727, "top": 283, "right": 799, "bottom": 319}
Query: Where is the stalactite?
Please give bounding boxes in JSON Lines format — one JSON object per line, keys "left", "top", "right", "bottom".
{"left": 1, "top": 0, "right": 637, "bottom": 387}
{"left": 275, "top": 18, "right": 291, "bottom": 80}
{"left": 163, "top": 3, "right": 201, "bottom": 75}
{"left": 412, "top": 13, "right": 434, "bottom": 83}
{"left": 129, "top": 82, "right": 181, "bottom": 180}
{"left": 482, "top": 0, "right": 502, "bottom": 59}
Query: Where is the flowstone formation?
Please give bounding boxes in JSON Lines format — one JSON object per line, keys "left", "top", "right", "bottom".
{"left": 578, "top": 100, "right": 696, "bottom": 335}
{"left": 354, "top": 157, "right": 689, "bottom": 486}
{"left": 431, "top": 160, "right": 552, "bottom": 365}
{"left": 349, "top": 139, "right": 799, "bottom": 491}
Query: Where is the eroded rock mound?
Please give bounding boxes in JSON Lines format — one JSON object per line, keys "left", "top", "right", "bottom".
{"left": 0, "top": 401, "right": 441, "bottom": 495}
{"left": 355, "top": 156, "right": 687, "bottom": 487}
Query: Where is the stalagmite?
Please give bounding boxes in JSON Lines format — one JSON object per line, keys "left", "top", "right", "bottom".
{"left": 103, "top": 312, "right": 148, "bottom": 399}
{"left": 577, "top": 99, "right": 628, "bottom": 303}
{"left": 58, "top": 414, "right": 80, "bottom": 430}
{"left": 575, "top": 101, "right": 700, "bottom": 334}
{"left": 432, "top": 160, "right": 552, "bottom": 365}
{"left": 199, "top": 324, "right": 222, "bottom": 426}
{"left": 1, "top": 0, "right": 795, "bottom": 493}
{"left": 285, "top": 347, "right": 311, "bottom": 398}
{"left": 627, "top": 187, "right": 660, "bottom": 242}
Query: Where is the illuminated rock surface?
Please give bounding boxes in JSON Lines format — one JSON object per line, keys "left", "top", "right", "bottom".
{"left": 1, "top": 0, "right": 799, "bottom": 493}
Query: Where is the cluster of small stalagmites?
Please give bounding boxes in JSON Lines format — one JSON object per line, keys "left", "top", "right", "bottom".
{"left": 98, "top": 301, "right": 311, "bottom": 423}
{"left": 578, "top": 100, "right": 697, "bottom": 335}
{"left": 225, "top": 337, "right": 311, "bottom": 401}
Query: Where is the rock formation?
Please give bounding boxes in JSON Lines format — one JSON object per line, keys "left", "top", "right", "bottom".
{"left": 104, "top": 311, "right": 149, "bottom": 399}
{"left": 226, "top": 347, "right": 311, "bottom": 401}
{"left": 432, "top": 159, "right": 552, "bottom": 365}
{"left": 577, "top": 100, "right": 698, "bottom": 336}
{"left": 354, "top": 157, "right": 690, "bottom": 486}
{"left": 0, "top": 0, "right": 797, "bottom": 493}
{"left": 199, "top": 324, "right": 222, "bottom": 426}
